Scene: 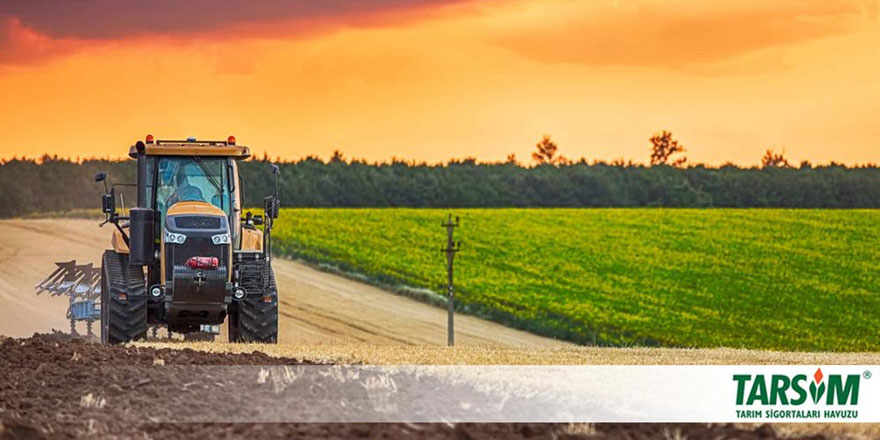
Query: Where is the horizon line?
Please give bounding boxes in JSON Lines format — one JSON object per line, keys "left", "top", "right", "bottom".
{"left": 2, "top": 152, "right": 877, "bottom": 170}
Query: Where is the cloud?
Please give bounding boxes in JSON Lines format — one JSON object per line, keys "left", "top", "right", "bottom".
{"left": 0, "top": 0, "right": 465, "bottom": 39}
{"left": 0, "top": 17, "right": 82, "bottom": 66}
{"left": 0, "top": 0, "right": 464, "bottom": 65}
{"left": 488, "top": 0, "right": 878, "bottom": 69}
{"left": 3, "top": 0, "right": 875, "bottom": 69}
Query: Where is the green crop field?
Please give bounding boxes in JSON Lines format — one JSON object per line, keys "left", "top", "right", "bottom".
{"left": 272, "top": 208, "right": 880, "bottom": 351}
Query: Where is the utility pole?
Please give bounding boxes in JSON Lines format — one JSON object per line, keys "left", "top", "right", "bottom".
{"left": 441, "top": 214, "right": 460, "bottom": 346}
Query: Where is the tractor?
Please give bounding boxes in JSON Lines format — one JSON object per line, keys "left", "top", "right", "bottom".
{"left": 38, "top": 135, "right": 280, "bottom": 344}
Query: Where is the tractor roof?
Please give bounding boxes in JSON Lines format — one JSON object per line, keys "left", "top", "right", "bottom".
{"left": 128, "top": 136, "right": 250, "bottom": 159}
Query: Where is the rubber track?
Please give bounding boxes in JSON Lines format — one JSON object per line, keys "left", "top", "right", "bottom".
{"left": 229, "top": 261, "right": 278, "bottom": 343}
{"left": 101, "top": 250, "right": 147, "bottom": 344}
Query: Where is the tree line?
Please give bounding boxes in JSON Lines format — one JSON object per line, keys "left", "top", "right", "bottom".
{"left": 1, "top": 152, "right": 878, "bottom": 218}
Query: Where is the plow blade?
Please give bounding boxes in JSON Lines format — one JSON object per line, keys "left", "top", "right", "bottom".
{"left": 35, "top": 261, "right": 101, "bottom": 298}
{"left": 34, "top": 260, "right": 102, "bottom": 337}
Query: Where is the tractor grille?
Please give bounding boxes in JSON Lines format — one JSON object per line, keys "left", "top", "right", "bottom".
{"left": 165, "top": 237, "right": 228, "bottom": 283}
{"left": 174, "top": 216, "right": 222, "bottom": 230}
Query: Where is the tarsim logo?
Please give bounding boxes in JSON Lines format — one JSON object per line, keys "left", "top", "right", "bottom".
{"left": 733, "top": 368, "right": 861, "bottom": 406}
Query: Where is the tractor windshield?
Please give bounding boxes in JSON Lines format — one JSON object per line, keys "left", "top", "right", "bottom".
{"left": 155, "top": 157, "right": 231, "bottom": 222}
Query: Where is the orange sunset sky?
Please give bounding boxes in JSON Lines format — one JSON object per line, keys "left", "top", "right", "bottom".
{"left": 0, "top": 0, "right": 877, "bottom": 166}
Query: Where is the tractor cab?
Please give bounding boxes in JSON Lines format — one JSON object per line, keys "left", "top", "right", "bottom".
{"left": 131, "top": 137, "right": 244, "bottom": 247}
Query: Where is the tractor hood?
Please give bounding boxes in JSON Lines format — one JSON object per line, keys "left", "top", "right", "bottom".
{"left": 166, "top": 201, "right": 227, "bottom": 218}
{"left": 163, "top": 201, "right": 230, "bottom": 247}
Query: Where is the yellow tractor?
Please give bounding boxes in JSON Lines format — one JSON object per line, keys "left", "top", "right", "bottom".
{"left": 39, "top": 135, "right": 280, "bottom": 344}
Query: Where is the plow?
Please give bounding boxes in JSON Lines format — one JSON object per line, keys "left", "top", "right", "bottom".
{"left": 32, "top": 134, "right": 281, "bottom": 344}
{"left": 35, "top": 261, "right": 102, "bottom": 338}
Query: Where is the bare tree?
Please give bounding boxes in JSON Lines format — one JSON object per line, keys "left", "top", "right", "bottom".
{"left": 532, "top": 135, "right": 559, "bottom": 165}
{"left": 330, "top": 149, "right": 345, "bottom": 163}
{"left": 762, "top": 149, "right": 790, "bottom": 169}
{"left": 505, "top": 153, "right": 518, "bottom": 165}
{"left": 649, "top": 131, "right": 686, "bottom": 166}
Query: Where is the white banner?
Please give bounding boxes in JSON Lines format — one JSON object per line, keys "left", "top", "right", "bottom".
{"left": 87, "top": 365, "right": 877, "bottom": 422}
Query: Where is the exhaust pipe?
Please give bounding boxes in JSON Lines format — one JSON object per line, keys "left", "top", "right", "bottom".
{"left": 129, "top": 141, "right": 155, "bottom": 266}
{"left": 136, "top": 141, "right": 147, "bottom": 208}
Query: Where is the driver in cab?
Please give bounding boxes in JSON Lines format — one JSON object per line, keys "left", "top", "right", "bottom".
{"left": 158, "top": 163, "right": 206, "bottom": 214}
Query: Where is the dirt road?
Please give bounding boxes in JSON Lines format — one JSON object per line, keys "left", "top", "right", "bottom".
{"left": 0, "top": 218, "right": 567, "bottom": 346}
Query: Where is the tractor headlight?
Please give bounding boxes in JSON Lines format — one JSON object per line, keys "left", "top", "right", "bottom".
{"left": 164, "top": 230, "right": 187, "bottom": 244}
{"left": 211, "top": 233, "right": 230, "bottom": 245}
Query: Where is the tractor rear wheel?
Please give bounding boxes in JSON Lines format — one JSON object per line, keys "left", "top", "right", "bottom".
{"left": 229, "top": 262, "right": 278, "bottom": 343}
{"left": 100, "top": 251, "right": 148, "bottom": 344}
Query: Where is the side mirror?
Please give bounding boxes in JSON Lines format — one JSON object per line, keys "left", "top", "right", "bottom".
{"left": 263, "top": 196, "right": 279, "bottom": 219}
{"left": 102, "top": 188, "right": 116, "bottom": 214}
{"left": 95, "top": 171, "right": 110, "bottom": 193}
{"left": 252, "top": 215, "right": 264, "bottom": 226}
